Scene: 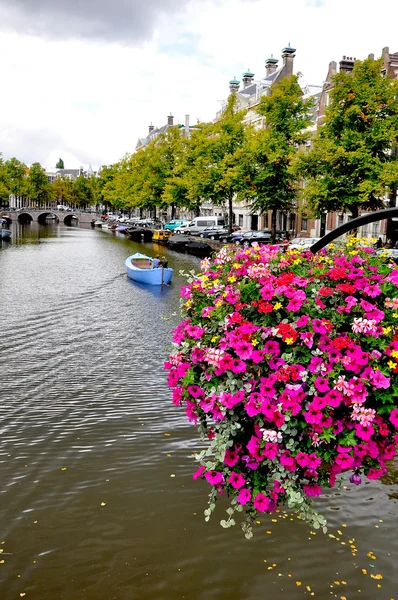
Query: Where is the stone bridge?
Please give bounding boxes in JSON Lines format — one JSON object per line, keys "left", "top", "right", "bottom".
{"left": 1, "top": 210, "right": 98, "bottom": 226}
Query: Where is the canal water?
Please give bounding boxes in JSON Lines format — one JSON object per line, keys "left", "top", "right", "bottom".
{"left": 0, "top": 222, "right": 397, "bottom": 600}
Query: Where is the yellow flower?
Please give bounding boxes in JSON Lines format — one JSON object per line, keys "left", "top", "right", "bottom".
{"left": 215, "top": 300, "right": 223, "bottom": 307}
{"left": 186, "top": 299, "right": 191, "bottom": 307}
{"left": 233, "top": 263, "right": 241, "bottom": 269}
{"left": 252, "top": 339, "right": 259, "bottom": 347}
{"left": 383, "top": 326, "right": 392, "bottom": 335}
{"left": 201, "top": 275, "right": 209, "bottom": 281}
{"left": 393, "top": 313, "right": 398, "bottom": 319}
{"left": 293, "top": 259, "right": 302, "bottom": 265}
{"left": 349, "top": 250, "right": 358, "bottom": 256}
{"left": 387, "top": 360, "right": 396, "bottom": 369}
{"left": 228, "top": 276, "right": 237, "bottom": 283}
{"left": 214, "top": 279, "right": 220, "bottom": 285}
{"left": 274, "top": 302, "right": 282, "bottom": 310}
{"left": 211, "top": 336, "right": 219, "bottom": 343}
{"left": 391, "top": 350, "right": 398, "bottom": 359}
{"left": 285, "top": 337, "right": 294, "bottom": 345}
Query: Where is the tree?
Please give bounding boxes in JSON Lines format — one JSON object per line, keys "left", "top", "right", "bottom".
{"left": 73, "top": 175, "right": 93, "bottom": 208}
{"left": 56, "top": 158, "right": 65, "bottom": 169}
{"left": 180, "top": 94, "right": 247, "bottom": 232}
{"left": 0, "top": 154, "right": 10, "bottom": 205}
{"left": 5, "top": 157, "right": 29, "bottom": 201}
{"left": 27, "top": 162, "right": 52, "bottom": 207}
{"left": 235, "top": 75, "right": 313, "bottom": 240}
{"left": 299, "top": 57, "right": 398, "bottom": 218}
{"left": 51, "top": 176, "right": 74, "bottom": 205}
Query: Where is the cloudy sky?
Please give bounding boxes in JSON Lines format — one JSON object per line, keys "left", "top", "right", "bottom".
{"left": 0, "top": 0, "right": 396, "bottom": 170}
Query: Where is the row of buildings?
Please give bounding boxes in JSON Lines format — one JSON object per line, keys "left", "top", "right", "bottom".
{"left": 138, "top": 45, "right": 398, "bottom": 242}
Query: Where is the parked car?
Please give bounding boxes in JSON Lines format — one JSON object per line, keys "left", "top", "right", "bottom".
{"left": 164, "top": 219, "right": 190, "bottom": 231}
{"left": 289, "top": 237, "right": 321, "bottom": 250}
{"left": 173, "top": 223, "right": 191, "bottom": 234}
{"left": 376, "top": 248, "right": 398, "bottom": 265}
{"left": 185, "top": 216, "right": 226, "bottom": 236}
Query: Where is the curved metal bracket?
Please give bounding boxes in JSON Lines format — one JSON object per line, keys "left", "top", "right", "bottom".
{"left": 310, "top": 207, "right": 398, "bottom": 253}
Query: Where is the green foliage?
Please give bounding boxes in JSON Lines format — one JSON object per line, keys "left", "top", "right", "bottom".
{"left": 56, "top": 158, "right": 65, "bottom": 169}
{"left": 235, "top": 75, "right": 313, "bottom": 239}
{"left": 299, "top": 57, "right": 398, "bottom": 217}
{"left": 5, "top": 157, "right": 28, "bottom": 199}
{"left": 181, "top": 94, "right": 248, "bottom": 230}
{"left": 0, "top": 154, "right": 10, "bottom": 203}
{"left": 27, "top": 162, "right": 52, "bottom": 205}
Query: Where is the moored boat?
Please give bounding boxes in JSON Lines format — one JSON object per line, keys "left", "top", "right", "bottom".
{"left": 0, "top": 229, "right": 11, "bottom": 239}
{"left": 152, "top": 229, "right": 172, "bottom": 244}
{"left": 126, "top": 228, "right": 153, "bottom": 242}
{"left": 125, "top": 252, "right": 173, "bottom": 285}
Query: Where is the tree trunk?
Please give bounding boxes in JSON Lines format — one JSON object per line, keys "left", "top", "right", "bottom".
{"left": 271, "top": 209, "right": 277, "bottom": 243}
{"left": 228, "top": 195, "right": 233, "bottom": 234}
{"left": 195, "top": 204, "right": 201, "bottom": 217}
{"left": 171, "top": 203, "right": 175, "bottom": 219}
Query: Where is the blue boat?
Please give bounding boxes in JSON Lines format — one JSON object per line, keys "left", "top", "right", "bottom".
{"left": 0, "top": 229, "right": 11, "bottom": 239}
{"left": 125, "top": 253, "right": 173, "bottom": 285}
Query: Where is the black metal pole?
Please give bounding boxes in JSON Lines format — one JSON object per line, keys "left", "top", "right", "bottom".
{"left": 310, "top": 208, "right": 398, "bottom": 254}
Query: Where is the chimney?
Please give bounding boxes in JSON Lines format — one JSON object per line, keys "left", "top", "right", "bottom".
{"left": 339, "top": 55, "right": 355, "bottom": 73}
{"left": 229, "top": 76, "right": 240, "bottom": 94}
{"left": 185, "top": 114, "right": 190, "bottom": 137}
{"left": 281, "top": 43, "right": 296, "bottom": 77}
{"left": 242, "top": 68, "right": 255, "bottom": 88}
{"left": 167, "top": 113, "right": 174, "bottom": 126}
{"left": 148, "top": 123, "right": 154, "bottom": 133}
{"left": 265, "top": 54, "right": 278, "bottom": 76}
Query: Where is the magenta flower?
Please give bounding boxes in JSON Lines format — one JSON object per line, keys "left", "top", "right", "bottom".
{"left": 253, "top": 492, "right": 271, "bottom": 512}
{"left": 237, "top": 488, "right": 252, "bottom": 505}
{"left": 314, "top": 377, "right": 330, "bottom": 393}
{"left": 303, "top": 484, "right": 322, "bottom": 497}
{"left": 230, "top": 359, "right": 246, "bottom": 374}
{"left": 228, "top": 471, "right": 246, "bottom": 489}
{"left": 192, "top": 466, "right": 206, "bottom": 480}
{"left": 204, "top": 471, "right": 224, "bottom": 486}
{"left": 389, "top": 409, "right": 398, "bottom": 428}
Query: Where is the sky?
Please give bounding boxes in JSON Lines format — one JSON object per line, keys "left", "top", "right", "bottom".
{"left": 0, "top": 0, "right": 397, "bottom": 170}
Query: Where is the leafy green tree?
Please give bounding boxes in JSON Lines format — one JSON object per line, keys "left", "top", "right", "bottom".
{"left": 5, "top": 157, "right": 28, "bottom": 201}
{"left": 52, "top": 176, "right": 74, "bottom": 205}
{"left": 0, "top": 154, "right": 10, "bottom": 205}
{"left": 73, "top": 175, "right": 93, "bottom": 208}
{"left": 180, "top": 94, "right": 247, "bottom": 231}
{"left": 299, "top": 57, "right": 398, "bottom": 218}
{"left": 56, "top": 158, "right": 65, "bottom": 169}
{"left": 235, "top": 75, "right": 313, "bottom": 240}
{"left": 27, "top": 162, "right": 52, "bottom": 207}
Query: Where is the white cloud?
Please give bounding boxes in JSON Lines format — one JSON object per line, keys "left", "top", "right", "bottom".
{"left": 0, "top": 0, "right": 397, "bottom": 169}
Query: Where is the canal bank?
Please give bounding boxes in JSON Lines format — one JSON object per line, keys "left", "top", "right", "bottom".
{"left": 0, "top": 222, "right": 397, "bottom": 600}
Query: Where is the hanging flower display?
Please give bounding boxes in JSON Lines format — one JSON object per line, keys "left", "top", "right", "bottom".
{"left": 165, "top": 240, "right": 398, "bottom": 538}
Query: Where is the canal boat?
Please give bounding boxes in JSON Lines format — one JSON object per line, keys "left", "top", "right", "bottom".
{"left": 152, "top": 229, "right": 172, "bottom": 244}
{"left": 0, "top": 229, "right": 11, "bottom": 239}
{"left": 126, "top": 228, "right": 153, "bottom": 242}
{"left": 125, "top": 252, "right": 173, "bottom": 285}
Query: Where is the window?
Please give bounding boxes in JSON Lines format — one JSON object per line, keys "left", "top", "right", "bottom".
{"left": 338, "top": 214, "right": 344, "bottom": 227}
{"left": 301, "top": 219, "right": 308, "bottom": 231}
{"left": 238, "top": 214, "right": 243, "bottom": 227}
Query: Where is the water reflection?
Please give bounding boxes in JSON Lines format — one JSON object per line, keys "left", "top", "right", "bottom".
{"left": 0, "top": 223, "right": 396, "bottom": 600}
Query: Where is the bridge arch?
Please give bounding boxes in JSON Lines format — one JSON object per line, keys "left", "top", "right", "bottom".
{"left": 63, "top": 214, "right": 80, "bottom": 226}
{"left": 37, "top": 212, "right": 60, "bottom": 225}
{"left": 17, "top": 213, "right": 33, "bottom": 224}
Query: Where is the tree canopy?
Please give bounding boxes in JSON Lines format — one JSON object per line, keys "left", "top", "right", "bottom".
{"left": 298, "top": 57, "right": 398, "bottom": 218}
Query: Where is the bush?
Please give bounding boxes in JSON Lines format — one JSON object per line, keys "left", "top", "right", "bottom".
{"left": 165, "top": 240, "right": 398, "bottom": 538}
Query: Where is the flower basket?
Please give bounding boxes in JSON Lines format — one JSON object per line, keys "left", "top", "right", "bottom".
{"left": 165, "top": 240, "right": 398, "bottom": 538}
